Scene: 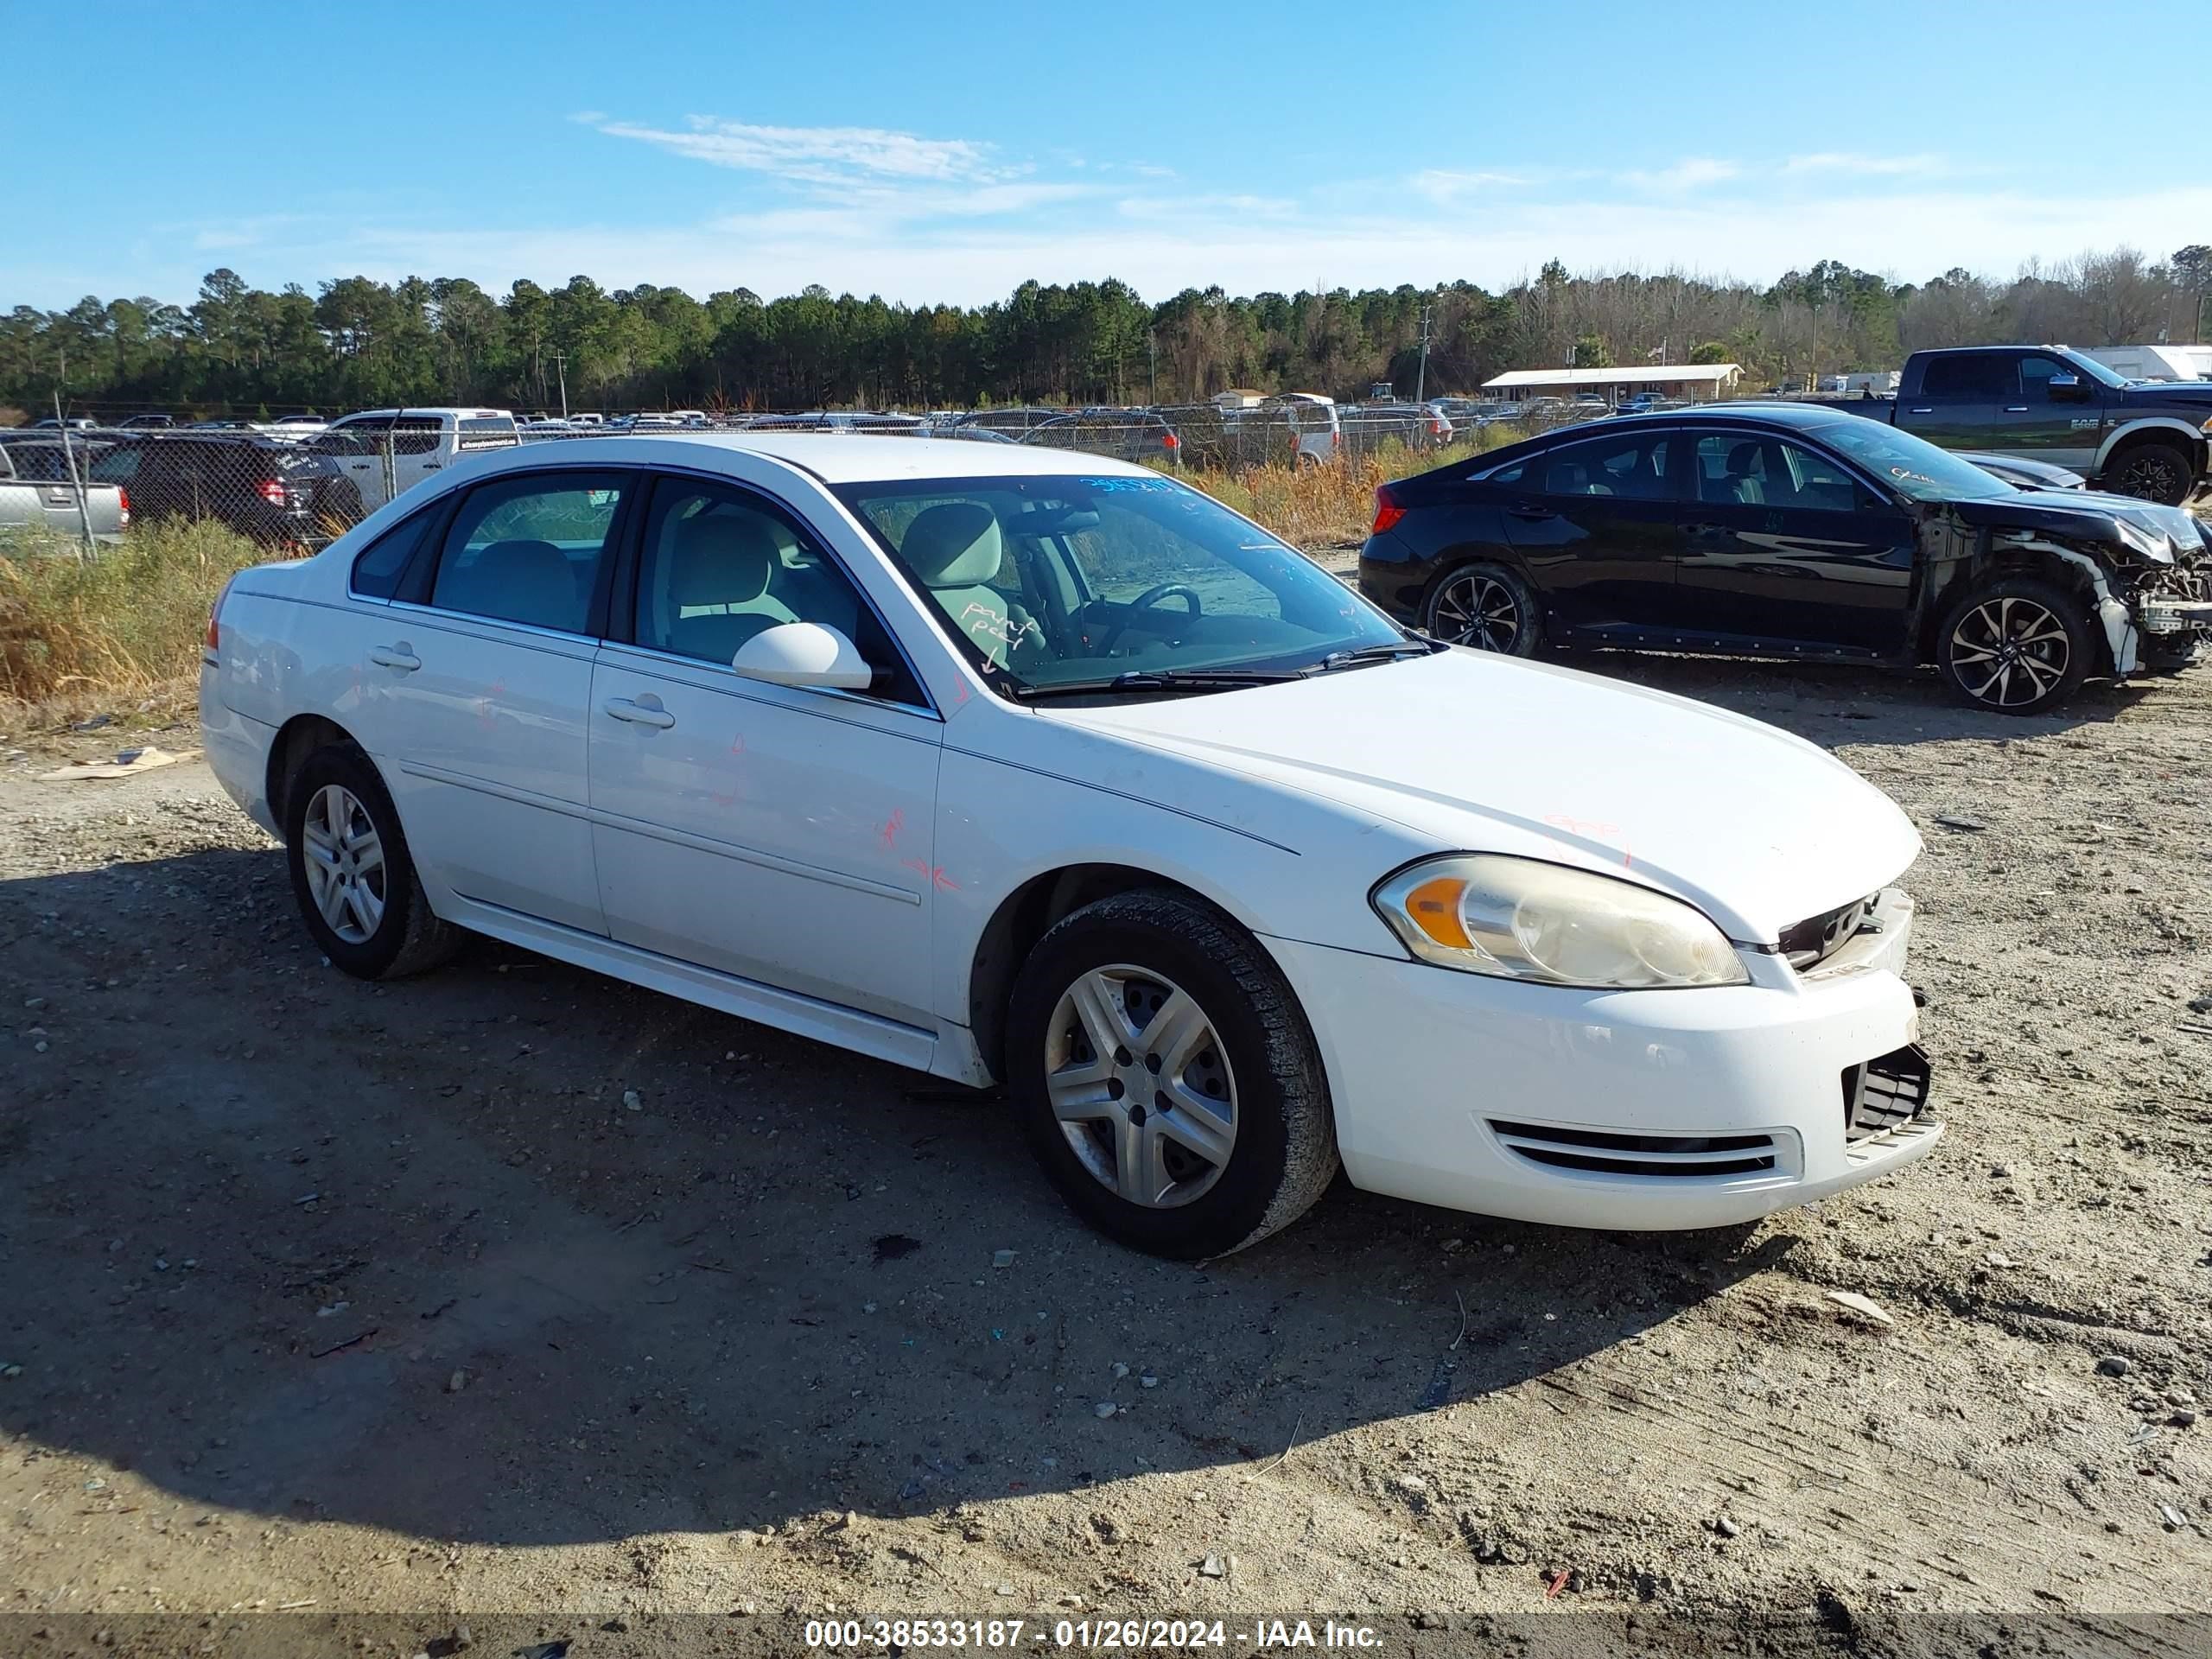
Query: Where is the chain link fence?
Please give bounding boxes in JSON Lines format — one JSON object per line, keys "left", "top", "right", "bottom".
{"left": 3, "top": 397, "right": 1615, "bottom": 550}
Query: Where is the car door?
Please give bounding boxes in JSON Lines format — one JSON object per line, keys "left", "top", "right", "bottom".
{"left": 1676, "top": 430, "right": 1915, "bottom": 654}
{"left": 1497, "top": 428, "right": 1688, "bottom": 636}
{"left": 1903, "top": 353, "right": 2011, "bottom": 451}
{"left": 370, "top": 467, "right": 635, "bottom": 935}
{"left": 2005, "top": 353, "right": 2105, "bottom": 470}
{"left": 321, "top": 415, "right": 396, "bottom": 512}
{"left": 388, "top": 414, "right": 448, "bottom": 505}
{"left": 588, "top": 472, "right": 944, "bottom": 1030}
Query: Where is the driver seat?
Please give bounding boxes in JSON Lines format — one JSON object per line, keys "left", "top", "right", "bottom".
{"left": 902, "top": 503, "right": 1015, "bottom": 667}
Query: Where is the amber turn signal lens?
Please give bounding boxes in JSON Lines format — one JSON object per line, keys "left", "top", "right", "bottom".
{"left": 1404, "top": 875, "right": 1472, "bottom": 950}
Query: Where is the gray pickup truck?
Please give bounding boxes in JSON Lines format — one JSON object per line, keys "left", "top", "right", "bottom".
{"left": 0, "top": 437, "right": 129, "bottom": 542}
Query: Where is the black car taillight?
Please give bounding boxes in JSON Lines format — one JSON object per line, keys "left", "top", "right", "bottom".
{"left": 256, "top": 477, "right": 287, "bottom": 505}
{"left": 1371, "top": 484, "right": 1406, "bottom": 536}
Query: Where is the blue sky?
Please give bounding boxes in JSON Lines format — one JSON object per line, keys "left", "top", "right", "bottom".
{"left": 7, "top": 0, "right": 2208, "bottom": 308}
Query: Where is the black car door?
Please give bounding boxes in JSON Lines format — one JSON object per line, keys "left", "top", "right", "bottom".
{"left": 1905, "top": 352, "right": 2012, "bottom": 450}
{"left": 1497, "top": 429, "right": 1687, "bottom": 636}
{"left": 1676, "top": 429, "right": 1916, "bottom": 654}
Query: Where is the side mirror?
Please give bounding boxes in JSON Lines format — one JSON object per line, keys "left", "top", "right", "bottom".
{"left": 2047, "top": 372, "right": 2087, "bottom": 401}
{"left": 730, "top": 621, "right": 875, "bottom": 691}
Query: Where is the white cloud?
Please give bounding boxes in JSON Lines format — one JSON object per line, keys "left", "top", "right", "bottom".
{"left": 1620, "top": 157, "right": 1742, "bottom": 193}
{"left": 1782, "top": 152, "right": 1951, "bottom": 178}
{"left": 1407, "top": 169, "right": 1529, "bottom": 206}
{"left": 584, "top": 113, "right": 999, "bottom": 186}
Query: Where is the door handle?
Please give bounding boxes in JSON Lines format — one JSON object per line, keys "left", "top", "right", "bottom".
{"left": 1506, "top": 499, "right": 1557, "bottom": 520}
{"left": 368, "top": 645, "right": 420, "bottom": 671}
{"left": 2003, "top": 405, "right": 2028, "bottom": 413}
{"left": 1908, "top": 407, "right": 1933, "bottom": 415}
{"left": 603, "top": 696, "right": 676, "bottom": 729}
{"left": 1681, "top": 522, "right": 1721, "bottom": 536}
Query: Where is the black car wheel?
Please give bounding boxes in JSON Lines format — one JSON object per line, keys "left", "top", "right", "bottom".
{"left": 1936, "top": 579, "right": 2092, "bottom": 715}
{"left": 2104, "top": 440, "right": 2194, "bottom": 506}
{"left": 1424, "top": 562, "right": 1541, "bottom": 657}
{"left": 283, "top": 742, "right": 463, "bottom": 979}
{"left": 1008, "top": 890, "right": 1338, "bottom": 1259}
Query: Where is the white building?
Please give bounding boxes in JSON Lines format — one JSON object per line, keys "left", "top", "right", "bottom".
{"left": 1481, "top": 364, "right": 1743, "bottom": 401}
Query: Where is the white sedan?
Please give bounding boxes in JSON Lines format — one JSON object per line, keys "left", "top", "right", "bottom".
{"left": 200, "top": 435, "right": 1942, "bottom": 1257}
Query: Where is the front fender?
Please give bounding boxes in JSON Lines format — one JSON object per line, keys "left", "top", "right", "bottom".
{"left": 2094, "top": 416, "right": 2209, "bottom": 474}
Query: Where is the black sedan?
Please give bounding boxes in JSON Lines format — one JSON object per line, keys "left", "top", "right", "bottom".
{"left": 1360, "top": 404, "right": 2211, "bottom": 715}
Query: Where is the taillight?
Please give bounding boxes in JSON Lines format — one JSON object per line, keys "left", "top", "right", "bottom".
{"left": 1429, "top": 418, "right": 1445, "bottom": 435}
{"left": 205, "top": 585, "right": 226, "bottom": 653}
{"left": 118, "top": 487, "right": 130, "bottom": 527}
{"left": 1332, "top": 430, "right": 1342, "bottom": 449}
{"left": 1162, "top": 431, "right": 1179, "bottom": 450}
{"left": 1371, "top": 485, "right": 1406, "bottom": 536}
{"left": 256, "top": 477, "right": 287, "bottom": 505}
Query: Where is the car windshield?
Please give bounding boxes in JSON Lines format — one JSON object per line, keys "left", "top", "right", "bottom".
{"left": 835, "top": 473, "right": 1407, "bottom": 693}
{"left": 2057, "top": 350, "right": 2132, "bottom": 391}
{"left": 1802, "top": 419, "right": 2016, "bottom": 503}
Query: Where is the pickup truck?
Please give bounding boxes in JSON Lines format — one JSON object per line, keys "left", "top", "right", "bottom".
{"left": 0, "top": 440, "right": 128, "bottom": 542}
{"left": 1847, "top": 345, "right": 2212, "bottom": 505}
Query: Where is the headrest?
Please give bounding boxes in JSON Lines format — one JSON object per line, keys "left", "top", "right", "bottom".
{"left": 1544, "top": 461, "right": 1587, "bottom": 493}
{"left": 470, "top": 538, "right": 581, "bottom": 620}
{"left": 901, "top": 503, "right": 1001, "bottom": 587}
{"left": 671, "top": 512, "right": 776, "bottom": 606}
{"left": 1726, "top": 442, "right": 1760, "bottom": 476}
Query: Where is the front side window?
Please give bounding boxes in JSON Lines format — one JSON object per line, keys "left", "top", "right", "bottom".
{"left": 428, "top": 473, "right": 626, "bottom": 633}
{"left": 836, "top": 473, "right": 1403, "bottom": 694}
{"left": 632, "top": 479, "right": 921, "bottom": 704}
{"left": 391, "top": 416, "right": 442, "bottom": 457}
{"left": 2018, "top": 355, "right": 2085, "bottom": 403}
{"left": 1693, "top": 434, "right": 1871, "bottom": 512}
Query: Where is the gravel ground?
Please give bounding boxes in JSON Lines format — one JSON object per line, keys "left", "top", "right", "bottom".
{"left": 2, "top": 653, "right": 2209, "bottom": 1659}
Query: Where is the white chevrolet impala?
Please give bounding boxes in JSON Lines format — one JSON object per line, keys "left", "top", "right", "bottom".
{"left": 200, "top": 435, "right": 1941, "bottom": 1257}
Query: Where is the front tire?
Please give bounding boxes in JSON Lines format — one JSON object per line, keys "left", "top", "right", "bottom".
{"left": 2102, "top": 439, "right": 2195, "bottom": 506}
{"left": 1425, "top": 561, "right": 1542, "bottom": 656}
{"left": 1936, "top": 578, "right": 2093, "bottom": 715}
{"left": 1008, "top": 891, "right": 1338, "bottom": 1259}
{"left": 284, "top": 743, "right": 462, "bottom": 979}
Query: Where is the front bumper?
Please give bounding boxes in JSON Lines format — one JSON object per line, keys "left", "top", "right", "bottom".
{"left": 1263, "top": 887, "right": 1941, "bottom": 1230}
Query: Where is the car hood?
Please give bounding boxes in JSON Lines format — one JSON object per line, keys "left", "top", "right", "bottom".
{"left": 1946, "top": 492, "right": 2157, "bottom": 550}
{"left": 1053, "top": 649, "right": 1920, "bottom": 944}
{"left": 2117, "top": 380, "right": 2212, "bottom": 407}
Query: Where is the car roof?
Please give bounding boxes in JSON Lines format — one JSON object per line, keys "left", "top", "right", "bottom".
{"left": 467, "top": 432, "right": 1159, "bottom": 485}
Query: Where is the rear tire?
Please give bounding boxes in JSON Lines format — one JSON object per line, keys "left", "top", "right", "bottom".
{"left": 283, "top": 743, "right": 462, "bottom": 979}
{"left": 1936, "top": 577, "right": 2093, "bottom": 715}
{"left": 1424, "top": 561, "right": 1543, "bottom": 657}
{"left": 2101, "top": 439, "right": 2194, "bottom": 506}
{"left": 1007, "top": 891, "right": 1338, "bottom": 1259}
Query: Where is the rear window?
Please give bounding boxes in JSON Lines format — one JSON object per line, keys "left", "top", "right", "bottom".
{"left": 457, "top": 416, "right": 518, "bottom": 450}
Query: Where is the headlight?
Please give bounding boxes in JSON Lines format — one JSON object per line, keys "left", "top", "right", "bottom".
{"left": 1371, "top": 855, "right": 1749, "bottom": 989}
{"left": 2114, "top": 517, "right": 2168, "bottom": 560}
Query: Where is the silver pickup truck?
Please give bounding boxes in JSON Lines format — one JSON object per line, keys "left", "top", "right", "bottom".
{"left": 0, "top": 437, "right": 129, "bottom": 542}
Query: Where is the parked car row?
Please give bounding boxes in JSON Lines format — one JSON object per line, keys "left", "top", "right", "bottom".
{"left": 1361, "top": 403, "right": 2209, "bottom": 715}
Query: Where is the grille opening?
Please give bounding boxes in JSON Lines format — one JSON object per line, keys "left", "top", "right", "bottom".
{"left": 1488, "top": 1120, "right": 1780, "bottom": 1179}
{"left": 1783, "top": 893, "right": 1877, "bottom": 969}
{"left": 1841, "top": 1044, "right": 1932, "bottom": 1141}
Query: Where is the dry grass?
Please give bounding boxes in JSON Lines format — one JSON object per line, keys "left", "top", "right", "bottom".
{"left": 0, "top": 519, "right": 275, "bottom": 705}
{"left": 1181, "top": 431, "right": 1518, "bottom": 547}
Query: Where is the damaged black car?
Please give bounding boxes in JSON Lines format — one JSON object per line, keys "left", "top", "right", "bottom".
{"left": 1360, "top": 402, "right": 2210, "bottom": 715}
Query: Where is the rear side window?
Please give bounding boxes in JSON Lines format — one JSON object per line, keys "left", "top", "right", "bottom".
{"left": 1535, "top": 433, "right": 1672, "bottom": 499}
{"left": 1922, "top": 355, "right": 2014, "bottom": 399}
{"left": 428, "top": 473, "right": 627, "bottom": 634}
{"left": 349, "top": 507, "right": 441, "bottom": 600}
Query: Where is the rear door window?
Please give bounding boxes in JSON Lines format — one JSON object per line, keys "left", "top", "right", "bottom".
{"left": 1921, "top": 355, "right": 2014, "bottom": 399}
{"left": 391, "top": 416, "right": 443, "bottom": 457}
{"left": 350, "top": 505, "right": 443, "bottom": 600}
{"left": 427, "top": 473, "right": 629, "bottom": 634}
{"left": 1534, "top": 433, "right": 1674, "bottom": 500}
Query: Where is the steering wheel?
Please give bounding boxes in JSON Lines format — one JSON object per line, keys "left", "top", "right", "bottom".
{"left": 1095, "top": 583, "right": 1203, "bottom": 656}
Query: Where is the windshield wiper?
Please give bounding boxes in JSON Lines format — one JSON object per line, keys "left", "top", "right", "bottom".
{"left": 1306, "top": 640, "right": 1440, "bottom": 673}
{"left": 1013, "top": 667, "right": 1311, "bottom": 701}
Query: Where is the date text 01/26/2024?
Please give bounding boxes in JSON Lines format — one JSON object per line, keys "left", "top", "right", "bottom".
{"left": 803, "top": 1618, "right": 1384, "bottom": 1649}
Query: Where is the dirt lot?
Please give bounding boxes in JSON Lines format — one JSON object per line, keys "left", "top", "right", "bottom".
{"left": 3, "top": 651, "right": 2210, "bottom": 1658}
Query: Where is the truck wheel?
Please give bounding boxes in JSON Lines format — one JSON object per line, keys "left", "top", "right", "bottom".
{"left": 1008, "top": 890, "right": 1339, "bottom": 1259}
{"left": 1425, "top": 562, "right": 1543, "bottom": 656}
{"left": 1936, "top": 578, "right": 2092, "bottom": 715}
{"left": 2103, "top": 439, "right": 2194, "bottom": 505}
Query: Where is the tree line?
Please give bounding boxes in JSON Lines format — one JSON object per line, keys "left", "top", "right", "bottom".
{"left": 3, "top": 246, "right": 2207, "bottom": 421}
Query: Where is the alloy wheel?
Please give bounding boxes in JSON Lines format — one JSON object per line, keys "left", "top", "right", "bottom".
{"left": 300, "top": 783, "right": 388, "bottom": 944}
{"left": 1948, "top": 595, "right": 2070, "bottom": 709}
{"left": 2115, "top": 449, "right": 2185, "bottom": 504}
{"left": 1432, "top": 573, "right": 1522, "bottom": 652}
{"left": 1045, "top": 965, "right": 1237, "bottom": 1209}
